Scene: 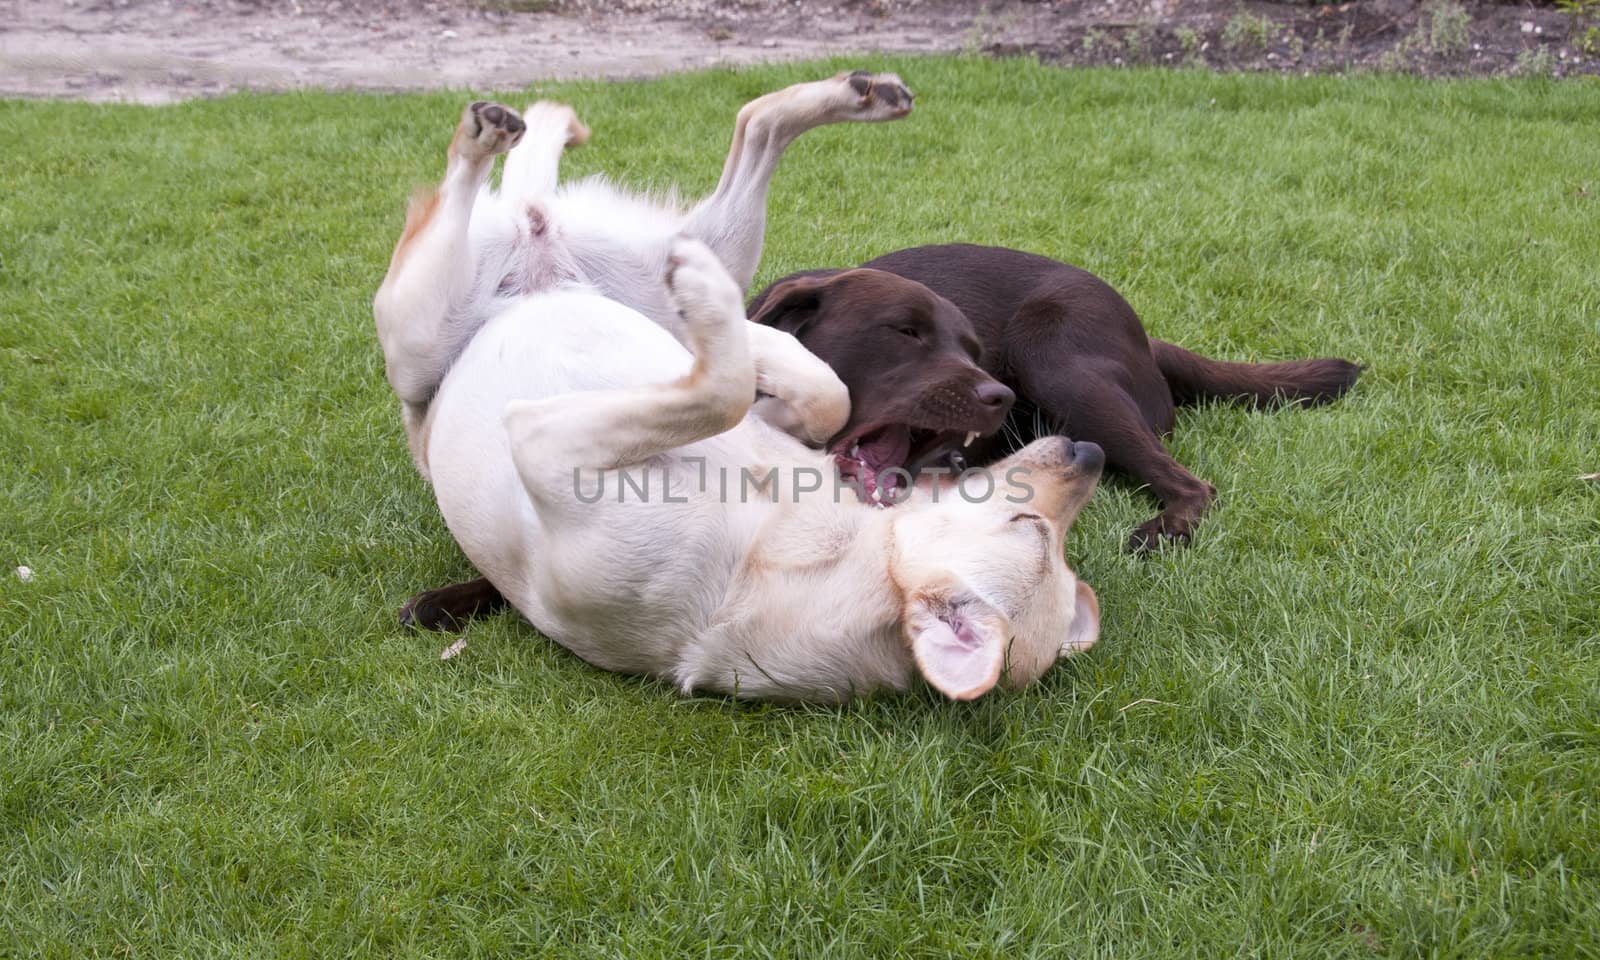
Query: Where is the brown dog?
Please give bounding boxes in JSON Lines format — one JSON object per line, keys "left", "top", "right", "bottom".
{"left": 749, "top": 243, "right": 1362, "bottom": 551}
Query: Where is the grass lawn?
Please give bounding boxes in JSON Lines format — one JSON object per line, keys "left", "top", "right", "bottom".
{"left": 2, "top": 57, "right": 1598, "bottom": 956}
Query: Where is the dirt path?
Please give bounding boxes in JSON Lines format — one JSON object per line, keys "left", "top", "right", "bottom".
{"left": 0, "top": 0, "right": 976, "bottom": 103}
{"left": 0, "top": 0, "right": 1592, "bottom": 103}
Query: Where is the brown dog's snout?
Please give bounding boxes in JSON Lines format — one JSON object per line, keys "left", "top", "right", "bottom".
{"left": 961, "top": 374, "right": 1014, "bottom": 435}
{"left": 975, "top": 380, "right": 1014, "bottom": 411}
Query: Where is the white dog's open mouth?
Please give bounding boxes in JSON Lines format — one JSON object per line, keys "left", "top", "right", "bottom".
{"left": 830, "top": 423, "right": 980, "bottom": 505}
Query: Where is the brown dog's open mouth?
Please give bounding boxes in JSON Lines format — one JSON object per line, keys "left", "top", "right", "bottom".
{"left": 830, "top": 423, "right": 981, "bottom": 505}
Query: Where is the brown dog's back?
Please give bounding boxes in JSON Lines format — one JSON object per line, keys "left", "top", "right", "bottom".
{"left": 860, "top": 243, "right": 1360, "bottom": 413}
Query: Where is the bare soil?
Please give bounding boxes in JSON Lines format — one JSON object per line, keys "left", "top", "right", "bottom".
{"left": 0, "top": 0, "right": 1593, "bottom": 103}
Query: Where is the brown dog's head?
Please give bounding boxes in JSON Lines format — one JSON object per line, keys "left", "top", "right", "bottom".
{"left": 749, "top": 268, "right": 1014, "bottom": 502}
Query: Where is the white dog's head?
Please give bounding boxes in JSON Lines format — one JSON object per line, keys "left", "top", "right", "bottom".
{"left": 889, "top": 436, "right": 1104, "bottom": 700}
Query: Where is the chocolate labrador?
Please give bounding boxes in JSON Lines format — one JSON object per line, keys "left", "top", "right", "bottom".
{"left": 749, "top": 243, "right": 1362, "bottom": 551}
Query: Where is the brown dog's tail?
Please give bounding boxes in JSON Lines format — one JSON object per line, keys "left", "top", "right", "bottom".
{"left": 1151, "top": 340, "right": 1363, "bottom": 408}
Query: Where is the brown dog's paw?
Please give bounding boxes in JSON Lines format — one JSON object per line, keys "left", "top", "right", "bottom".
{"left": 456, "top": 101, "right": 526, "bottom": 159}
{"left": 1127, "top": 515, "right": 1195, "bottom": 553}
{"left": 841, "top": 71, "right": 914, "bottom": 119}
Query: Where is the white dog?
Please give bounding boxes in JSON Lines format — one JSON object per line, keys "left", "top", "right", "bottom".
{"left": 374, "top": 75, "right": 1104, "bottom": 701}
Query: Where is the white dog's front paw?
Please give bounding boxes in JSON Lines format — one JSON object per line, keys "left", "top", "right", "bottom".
{"left": 751, "top": 380, "right": 849, "bottom": 446}
{"left": 666, "top": 239, "right": 743, "bottom": 329}
{"left": 796, "top": 370, "right": 851, "bottom": 444}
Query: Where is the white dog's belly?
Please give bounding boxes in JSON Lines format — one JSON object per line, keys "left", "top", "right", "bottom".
{"left": 426, "top": 289, "right": 747, "bottom": 674}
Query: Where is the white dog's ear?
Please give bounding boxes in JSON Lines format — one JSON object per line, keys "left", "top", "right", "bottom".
{"left": 905, "top": 587, "right": 1010, "bottom": 701}
{"left": 1062, "top": 580, "right": 1100, "bottom": 656}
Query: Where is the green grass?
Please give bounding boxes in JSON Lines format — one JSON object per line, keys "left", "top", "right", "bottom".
{"left": 2, "top": 58, "right": 1598, "bottom": 957}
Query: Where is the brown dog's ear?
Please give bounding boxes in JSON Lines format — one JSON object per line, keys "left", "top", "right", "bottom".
{"left": 1061, "top": 580, "right": 1100, "bottom": 656}
{"left": 904, "top": 585, "right": 1011, "bottom": 701}
{"left": 746, "top": 272, "right": 838, "bottom": 337}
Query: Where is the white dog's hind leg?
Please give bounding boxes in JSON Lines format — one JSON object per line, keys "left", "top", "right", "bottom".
{"left": 499, "top": 101, "right": 590, "bottom": 207}
{"left": 681, "top": 71, "right": 914, "bottom": 290}
{"left": 374, "top": 101, "right": 524, "bottom": 410}
{"left": 505, "top": 239, "right": 756, "bottom": 507}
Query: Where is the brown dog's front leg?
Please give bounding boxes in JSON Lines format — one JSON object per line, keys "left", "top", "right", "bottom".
{"left": 399, "top": 577, "right": 508, "bottom": 631}
{"left": 1014, "top": 366, "right": 1215, "bottom": 552}
{"left": 1089, "top": 409, "right": 1216, "bottom": 552}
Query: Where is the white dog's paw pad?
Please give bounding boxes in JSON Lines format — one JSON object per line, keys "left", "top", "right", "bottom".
{"left": 459, "top": 101, "right": 525, "bottom": 157}
{"left": 841, "top": 71, "right": 914, "bottom": 118}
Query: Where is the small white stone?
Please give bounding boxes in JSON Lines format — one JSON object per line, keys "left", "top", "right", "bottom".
{"left": 762, "top": 38, "right": 777, "bottom": 47}
{"left": 440, "top": 29, "right": 458, "bottom": 39}
{"left": 16, "top": 566, "right": 33, "bottom": 583}
{"left": 1520, "top": 21, "right": 1535, "bottom": 33}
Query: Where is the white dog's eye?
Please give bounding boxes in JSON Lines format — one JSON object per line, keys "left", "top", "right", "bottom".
{"left": 1009, "top": 514, "right": 1052, "bottom": 570}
